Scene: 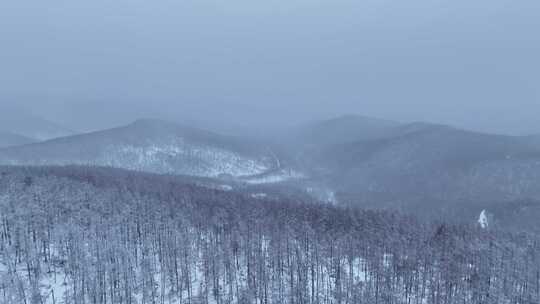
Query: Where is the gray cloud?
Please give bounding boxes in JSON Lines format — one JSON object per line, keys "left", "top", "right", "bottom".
{"left": 1, "top": 0, "right": 539, "bottom": 134}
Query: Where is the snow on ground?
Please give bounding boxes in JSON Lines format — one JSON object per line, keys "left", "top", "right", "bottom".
{"left": 251, "top": 193, "right": 268, "bottom": 199}
{"left": 1, "top": 249, "right": 440, "bottom": 304}
{"left": 0, "top": 139, "right": 273, "bottom": 179}
{"left": 306, "top": 187, "right": 339, "bottom": 204}
{"left": 217, "top": 184, "right": 233, "bottom": 191}
{"left": 100, "top": 142, "right": 271, "bottom": 178}
{"left": 42, "top": 271, "right": 69, "bottom": 304}
{"left": 0, "top": 260, "right": 68, "bottom": 304}
{"left": 244, "top": 169, "right": 305, "bottom": 184}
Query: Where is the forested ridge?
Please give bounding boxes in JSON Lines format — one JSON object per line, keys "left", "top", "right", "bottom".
{"left": 0, "top": 166, "right": 539, "bottom": 304}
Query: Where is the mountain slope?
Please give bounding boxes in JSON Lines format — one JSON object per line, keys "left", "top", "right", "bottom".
{"left": 0, "top": 119, "right": 278, "bottom": 177}
{"left": 0, "top": 132, "right": 35, "bottom": 148}
{"left": 288, "top": 114, "right": 400, "bottom": 148}
{"left": 305, "top": 123, "right": 540, "bottom": 209}
{"left": 0, "top": 106, "right": 73, "bottom": 140}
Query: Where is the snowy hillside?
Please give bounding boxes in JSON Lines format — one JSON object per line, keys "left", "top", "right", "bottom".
{"left": 300, "top": 122, "right": 540, "bottom": 209}
{"left": 3, "top": 115, "right": 540, "bottom": 216}
{"left": 0, "top": 119, "right": 278, "bottom": 178}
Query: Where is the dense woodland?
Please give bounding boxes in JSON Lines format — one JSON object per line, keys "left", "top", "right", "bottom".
{"left": 0, "top": 166, "right": 539, "bottom": 304}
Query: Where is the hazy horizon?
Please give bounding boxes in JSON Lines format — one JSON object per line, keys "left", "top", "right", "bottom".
{"left": 2, "top": 0, "right": 539, "bottom": 135}
{"left": 2, "top": 100, "right": 540, "bottom": 137}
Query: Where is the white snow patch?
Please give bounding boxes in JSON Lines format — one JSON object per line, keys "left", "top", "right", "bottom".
{"left": 478, "top": 209, "right": 489, "bottom": 229}
{"left": 244, "top": 169, "right": 305, "bottom": 184}
{"left": 326, "top": 190, "right": 338, "bottom": 205}
{"left": 306, "top": 187, "right": 338, "bottom": 205}
{"left": 218, "top": 184, "right": 233, "bottom": 191}
{"left": 251, "top": 193, "right": 268, "bottom": 199}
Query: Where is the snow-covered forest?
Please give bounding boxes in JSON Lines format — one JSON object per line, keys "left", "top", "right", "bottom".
{"left": 0, "top": 166, "right": 538, "bottom": 304}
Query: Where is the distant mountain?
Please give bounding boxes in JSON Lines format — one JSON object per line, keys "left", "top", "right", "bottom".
{"left": 0, "top": 132, "right": 35, "bottom": 148}
{"left": 3, "top": 112, "right": 540, "bottom": 219}
{"left": 526, "top": 134, "right": 540, "bottom": 148}
{"left": 303, "top": 122, "right": 540, "bottom": 210}
{"left": 288, "top": 115, "right": 400, "bottom": 148}
{"left": 0, "top": 106, "right": 73, "bottom": 140}
{"left": 0, "top": 119, "right": 279, "bottom": 178}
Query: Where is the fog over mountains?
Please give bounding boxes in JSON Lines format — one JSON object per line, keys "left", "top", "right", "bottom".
{"left": 0, "top": 106, "right": 74, "bottom": 142}
{"left": 2, "top": 0, "right": 539, "bottom": 302}
{"left": 2, "top": 111, "right": 540, "bottom": 228}
{"left": 300, "top": 121, "right": 540, "bottom": 207}
{"left": 0, "top": 119, "right": 277, "bottom": 178}
{"left": 0, "top": 131, "right": 35, "bottom": 149}
{"left": 3, "top": 108, "right": 540, "bottom": 303}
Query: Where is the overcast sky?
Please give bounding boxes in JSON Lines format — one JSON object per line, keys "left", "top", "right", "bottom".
{"left": 1, "top": 0, "right": 539, "bottom": 134}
